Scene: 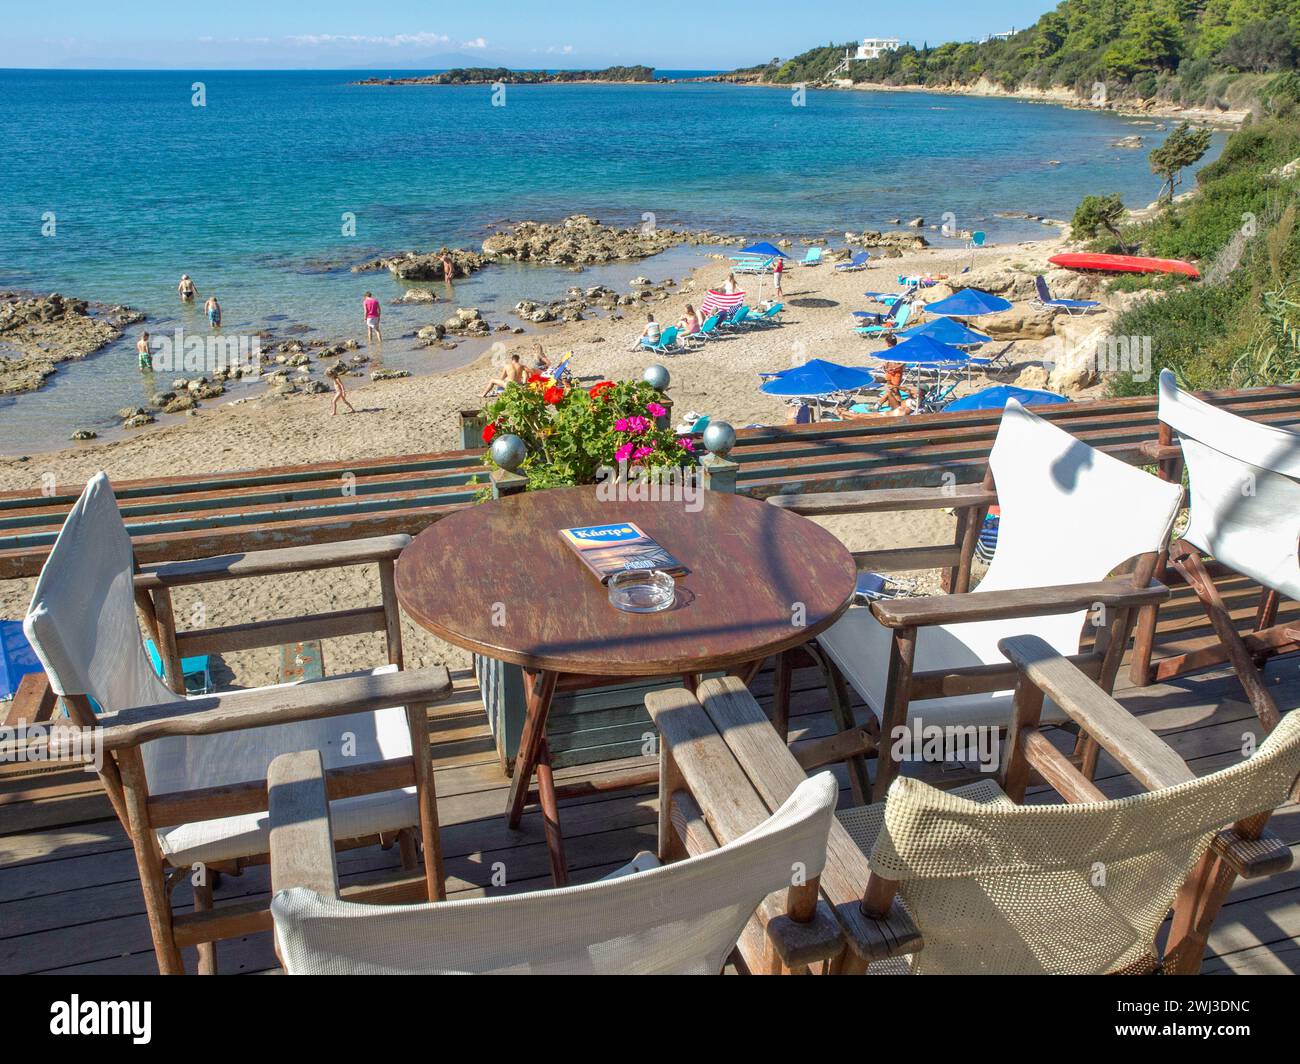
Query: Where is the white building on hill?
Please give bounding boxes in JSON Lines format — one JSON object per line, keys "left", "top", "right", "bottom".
{"left": 851, "top": 37, "right": 901, "bottom": 61}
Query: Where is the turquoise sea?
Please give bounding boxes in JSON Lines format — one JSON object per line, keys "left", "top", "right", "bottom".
{"left": 0, "top": 69, "right": 1223, "bottom": 451}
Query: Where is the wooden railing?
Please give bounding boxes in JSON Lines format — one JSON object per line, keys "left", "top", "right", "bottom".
{"left": 1, "top": 383, "right": 1298, "bottom": 581}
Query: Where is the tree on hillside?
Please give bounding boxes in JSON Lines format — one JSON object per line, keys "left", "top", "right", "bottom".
{"left": 1150, "top": 122, "right": 1214, "bottom": 201}
{"left": 1217, "top": 17, "right": 1300, "bottom": 73}
{"left": 1072, "top": 192, "right": 1129, "bottom": 245}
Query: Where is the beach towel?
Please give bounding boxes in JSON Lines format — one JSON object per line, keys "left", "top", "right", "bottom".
{"left": 700, "top": 290, "right": 745, "bottom": 318}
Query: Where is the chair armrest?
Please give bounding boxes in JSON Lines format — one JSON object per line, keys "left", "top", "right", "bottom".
{"left": 1211, "top": 828, "right": 1293, "bottom": 880}
{"left": 872, "top": 577, "right": 1169, "bottom": 630}
{"left": 2, "top": 672, "right": 57, "bottom": 727}
{"left": 1138, "top": 439, "right": 1182, "bottom": 463}
{"left": 768, "top": 484, "right": 996, "bottom": 517}
{"left": 998, "top": 634, "right": 1193, "bottom": 792}
{"left": 98, "top": 665, "right": 452, "bottom": 750}
{"left": 268, "top": 750, "right": 340, "bottom": 898}
{"left": 134, "top": 534, "right": 412, "bottom": 589}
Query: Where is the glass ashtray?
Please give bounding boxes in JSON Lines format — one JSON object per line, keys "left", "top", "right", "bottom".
{"left": 607, "top": 568, "right": 676, "bottom": 613}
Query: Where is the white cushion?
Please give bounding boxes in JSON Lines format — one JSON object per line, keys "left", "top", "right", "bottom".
{"left": 818, "top": 605, "right": 1072, "bottom": 728}
{"left": 146, "top": 666, "right": 419, "bottom": 867}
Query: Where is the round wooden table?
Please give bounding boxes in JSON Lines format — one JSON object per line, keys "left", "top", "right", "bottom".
{"left": 396, "top": 485, "right": 856, "bottom": 883}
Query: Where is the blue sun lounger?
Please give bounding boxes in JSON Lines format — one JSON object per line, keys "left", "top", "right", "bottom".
{"left": 1033, "top": 275, "right": 1100, "bottom": 315}
{"left": 835, "top": 251, "right": 871, "bottom": 272}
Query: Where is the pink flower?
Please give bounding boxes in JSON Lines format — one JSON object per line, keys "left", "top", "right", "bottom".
{"left": 632, "top": 445, "right": 654, "bottom": 460}
{"left": 615, "top": 442, "right": 635, "bottom": 463}
{"left": 680, "top": 438, "right": 695, "bottom": 452}
{"left": 614, "top": 418, "right": 630, "bottom": 432}
{"left": 646, "top": 402, "right": 666, "bottom": 417}
{"left": 626, "top": 415, "right": 650, "bottom": 434}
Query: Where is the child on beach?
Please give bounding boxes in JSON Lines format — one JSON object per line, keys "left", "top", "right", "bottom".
{"left": 363, "top": 291, "right": 382, "bottom": 343}
{"left": 136, "top": 332, "right": 151, "bottom": 370}
{"left": 177, "top": 274, "right": 196, "bottom": 301}
{"left": 326, "top": 365, "right": 356, "bottom": 415}
{"left": 440, "top": 251, "right": 455, "bottom": 286}
{"left": 677, "top": 304, "right": 700, "bottom": 336}
{"left": 204, "top": 295, "right": 221, "bottom": 327}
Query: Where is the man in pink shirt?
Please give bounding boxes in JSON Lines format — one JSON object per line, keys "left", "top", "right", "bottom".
{"left": 363, "top": 291, "right": 382, "bottom": 343}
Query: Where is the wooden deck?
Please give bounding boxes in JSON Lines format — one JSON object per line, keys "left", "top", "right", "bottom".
{"left": 2, "top": 628, "right": 1297, "bottom": 975}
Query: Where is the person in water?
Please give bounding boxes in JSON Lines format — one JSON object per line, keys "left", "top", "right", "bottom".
{"left": 363, "top": 291, "right": 382, "bottom": 343}
{"left": 177, "top": 274, "right": 196, "bottom": 301}
{"left": 440, "top": 250, "right": 455, "bottom": 286}
{"left": 204, "top": 295, "right": 221, "bottom": 327}
{"left": 136, "top": 331, "right": 152, "bottom": 370}
{"left": 326, "top": 365, "right": 356, "bottom": 415}
{"left": 482, "top": 352, "right": 528, "bottom": 397}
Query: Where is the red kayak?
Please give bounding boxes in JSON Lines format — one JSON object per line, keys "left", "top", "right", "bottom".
{"left": 1049, "top": 252, "right": 1199, "bottom": 278}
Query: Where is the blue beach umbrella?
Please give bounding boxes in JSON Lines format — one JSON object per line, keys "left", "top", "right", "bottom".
{"left": 737, "top": 241, "right": 788, "bottom": 259}
{"left": 944, "top": 385, "right": 1071, "bottom": 412}
{"left": 894, "top": 316, "right": 992, "bottom": 347}
{"left": 878, "top": 334, "right": 985, "bottom": 368}
{"left": 922, "top": 288, "right": 1013, "bottom": 317}
{"left": 759, "top": 359, "right": 877, "bottom": 396}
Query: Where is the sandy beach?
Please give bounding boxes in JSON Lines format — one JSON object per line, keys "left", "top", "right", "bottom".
{"left": 0, "top": 229, "right": 1106, "bottom": 685}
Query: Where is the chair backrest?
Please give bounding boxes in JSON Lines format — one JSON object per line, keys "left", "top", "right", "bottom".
{"left": 701, "top": 313, "right": 720, "bottom": 331}
{"left": 1158, "top": 368, "right": 1300, "bottom": 599}
{"left": 975, "top": 401, "right": 1182, "bottom": 654}
{"left": 854, "top": 251, "right": 870, "bottom": 265}
{"left": 804, "top": 247, "right": 822, "bottom": 264}
{"left": 272, "top": 772, "right": 838, "bottom": 974}
{"left": 892, "top": 302, "right": 913, "bottom": 328}
{"left": 731, "top": 307, "right": 749, "bottom": 325}
{"left": 548, "top": 357, "right": 570, "bottom": 381}
{"left": 862, "top": 711, "right": 1300, "bottom": 974}
{"left": 23, "top": 473, "right": 174, "bottom": 715}
{"left": 972, "top": 231, "right": 986, "bottom": 246}
{"left": 1034, "top": 274, "right": 1052, "bottom": 303}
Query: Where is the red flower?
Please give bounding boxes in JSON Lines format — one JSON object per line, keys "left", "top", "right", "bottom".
{"left": 589, "top": 380, "right": 616, "bottom": 401}
{"left": 543, "top": 385, "right": 565, "bottom": 405}
{"left": 527, "top": 372, "right": 547, "bottom": 385}
{"left": 482, "top": 422, "right": 497, "bottom": 444}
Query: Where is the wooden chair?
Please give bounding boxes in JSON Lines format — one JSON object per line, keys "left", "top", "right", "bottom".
{"left": 841, "top": 634, "right": 1300, "bottom": 974}
{"left": 1129, "top": 369, "right": 1300, "bottom": 732}
{"left": 769, "top": 399, "right": 1184, "bottom": 801}
{"left": 267, "top": 750, "right": 839, "bottom": 975}
{"left": 16, "top": 473, "right": 452, "bottom": 974}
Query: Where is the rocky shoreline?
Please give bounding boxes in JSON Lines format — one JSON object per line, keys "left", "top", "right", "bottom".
{"left": 0, "top": 293, "right": 144, "bottom": 397}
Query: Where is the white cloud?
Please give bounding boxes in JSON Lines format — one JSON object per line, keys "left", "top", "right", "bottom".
{"left": 462, "top": 37, "right": 489, "bottom": 49}
{"left": 545, "top": 44, "right": 575, "bottom": 54}
{"left": 287, "top": 32, "right": 454, "bottom": 48}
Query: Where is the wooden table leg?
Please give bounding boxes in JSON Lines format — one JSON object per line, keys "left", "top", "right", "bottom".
{"left": 506, "top": 669, "right": 560, "bottom": 829}
{"left": 535, "top": 739, "right": 568, "bottom": 886}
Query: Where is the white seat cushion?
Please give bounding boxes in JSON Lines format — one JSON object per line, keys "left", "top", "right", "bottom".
{"left": 142, "top": 666, "right": 419, "bottom": 867}
{"left": 817, "top": 605, "right": 1073, "bottom": 728}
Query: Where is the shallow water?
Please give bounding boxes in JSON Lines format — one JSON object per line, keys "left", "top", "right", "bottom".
{"left": 0, "top": 70, "right": 1222, "bottom": 452}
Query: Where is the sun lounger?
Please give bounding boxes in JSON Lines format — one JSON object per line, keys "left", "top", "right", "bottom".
{"left": 640, "top": 326, "right": 680, "bottom": 353}
{"left": 800, "top": 247, "right": 823, "bottom": 266}
{"left": 835, "top": 251, "right": 871, "bottom": 272}
{"left": 1033, "top": 275, "right": 1100, "bottom": 315}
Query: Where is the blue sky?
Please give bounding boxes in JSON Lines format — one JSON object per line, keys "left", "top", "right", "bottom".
{"left": 1, "top": 1, "right": 1055, "bottom": 69}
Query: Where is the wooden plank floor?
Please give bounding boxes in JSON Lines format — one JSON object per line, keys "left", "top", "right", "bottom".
{"left": 2, "top": 644, "right": 1297, "bottom": 975}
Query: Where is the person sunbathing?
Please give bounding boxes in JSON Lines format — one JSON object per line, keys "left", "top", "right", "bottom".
{"left": 482, "top": 353, "right": 528, "bottom": 397}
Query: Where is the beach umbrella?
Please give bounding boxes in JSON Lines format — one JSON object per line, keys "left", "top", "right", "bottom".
{"left": 737, "top": 241, "right": 787, "bottom": 259}
{"left": 922, "top": 288, "right": 1013, "bottom": 317}
{"left": 736, "top": 242, "right": 787, "bottom": 299}
{"left": 944, "top": 385, "right": 1070, "bottom": 412}
{"left": 894, "top": 316, "right": 992, "bottom": 347}
{"left": 759, "top": 358, "right": 876, "bottom": 397}
{"left": 877, "top": 334, "right": 984, "bottom": 368}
